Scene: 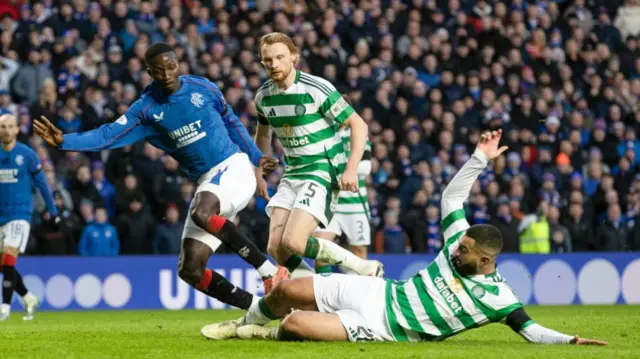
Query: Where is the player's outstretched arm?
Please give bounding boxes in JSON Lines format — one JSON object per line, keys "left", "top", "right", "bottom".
{"left": 33, "top": 113, "right": 151, "bottom": 152}
{"left": 442, "top": 130, "right": 508, "bottom": 219}
{"left": 505, "top": 308, "right": 607, "bottom": 345}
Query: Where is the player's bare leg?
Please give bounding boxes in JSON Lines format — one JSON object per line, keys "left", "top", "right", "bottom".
{"left": 1, "top": 246, "right": 38, "bottom": 321}
{"left": 202, "top": 277, "right": 318, "bottom": 339}
{"left": 312, "top": 230, "right": 336, "bottom": 274}
{"left": 268, "top": 207, "right": 314, "bottom": 279}
{"left": 280, "top": 312, "right": 349, "bottom": 341}
{"left": 238, "top": 311, "right": 349, "bottom": 341}
{"left": 283, "top": 209, "right": 382, "bottom": 277}
{"left": 349, "top": 245, "right": 367, "bottom": 259}
{"left": 189, "top": 192, "right": 287, "bottom": 293}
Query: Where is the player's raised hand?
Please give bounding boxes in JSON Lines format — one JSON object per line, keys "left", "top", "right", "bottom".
{"left": 339, "top": 169, "right": 358, "bottom": 192}
{"left": 570, "top": 336, "right": 608, "bottom": 346}
{"left": 259, "top": 156, "right": 279, "bottom": 175}
{"left": 476, "top": 129, "right": 509, "bottom": 160}
{"left": 33, "top": 116, "right": 64, "bottom": 147}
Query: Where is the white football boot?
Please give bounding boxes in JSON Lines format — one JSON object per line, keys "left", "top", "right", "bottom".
{"left": 236, "top": 324, "right": 278, "bottom": 340}
{"left": 201, "top": 317, "right": 245, "bottom": 340}
{"left": 22, "top": 293, "right": 39, "bottom": 321}
{"left": 0, "top": 304, "right": 10, "bottom": 321}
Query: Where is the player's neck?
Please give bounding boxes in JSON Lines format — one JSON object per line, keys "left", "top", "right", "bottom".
{"left": 162, "top": 83, "right": 181, "bottom": 95}
{"left": 1, "top": 140, "right": 16, "bottom": 152}
{"left": 478, "top": 264, "right": 496, "bottom": 276}
{"left": 276, "top": 69, "right": 298, "bottom": 90}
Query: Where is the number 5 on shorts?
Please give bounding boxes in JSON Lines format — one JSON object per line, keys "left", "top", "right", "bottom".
{"left": 304, "top": 182, "right": 318, "bottom": 198}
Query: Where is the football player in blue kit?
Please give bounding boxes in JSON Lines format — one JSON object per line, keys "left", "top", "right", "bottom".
{"left": 1, "top": 114, "right": 59, "bottom": 320}
{"left": 33, "top": 43, "right": 288, "bottom": 311}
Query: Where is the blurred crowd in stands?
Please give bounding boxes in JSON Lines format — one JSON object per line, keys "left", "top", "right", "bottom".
{"left": 2, "top": 0, "right": 640, "bottom": 255}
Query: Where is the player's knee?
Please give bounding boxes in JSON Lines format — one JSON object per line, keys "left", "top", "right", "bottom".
{"left": 178, "top": 262, "right": 203, "bottom": 285}
{"left": 280, "top": 312, "right": 304, "bottom": 336}
{"left": 189, "top": 205, "right": 213, "bottom": 230}
{"left": 272, "top": 279, "right": 296, "bottom": 301}
{"left": 190, "top": 193, "right": 221, "bottom": 229}
{"left": 281, "top": 233, "right": 305, "bottom": 255}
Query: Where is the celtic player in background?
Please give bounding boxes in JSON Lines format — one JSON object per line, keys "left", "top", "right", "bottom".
{"left": 250, "top": 32, "right": 383, "bottom": 281}
{"left": 202, "top": 130, "right": 608, "bottom": 347}
{"left": 313, "top": 130, "right": 373, "bottom": 274}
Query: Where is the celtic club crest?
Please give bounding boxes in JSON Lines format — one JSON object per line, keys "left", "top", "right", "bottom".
{"left": 294, "top": 104, "right": 306, "bottom": 116}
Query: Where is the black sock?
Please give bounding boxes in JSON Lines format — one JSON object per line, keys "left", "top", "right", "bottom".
{"left": 213, "top": 218, "right": 270, "bottom": 270}
{"left": 14, "top": 270, "right": 28, "bottom": 297}
{"left": 196, "top": 268, "right": 253, "bottom": 310}
{"left": 2, "top": 265, "right": 16, "bottom": 304}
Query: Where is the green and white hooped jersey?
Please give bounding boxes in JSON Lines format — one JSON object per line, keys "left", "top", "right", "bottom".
{"left": 384, "top": 208, "right": 523, "bottom": 342}
{"left": 255, "top": 71, "right": 354, "bottom": 189}
{"left": 334, "top": 128, "right": 371, "bottom": 215}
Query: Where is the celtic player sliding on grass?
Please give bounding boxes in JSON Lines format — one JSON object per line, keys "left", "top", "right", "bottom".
{"left": 202, "top": 129, "right": 608, "bottom": 346}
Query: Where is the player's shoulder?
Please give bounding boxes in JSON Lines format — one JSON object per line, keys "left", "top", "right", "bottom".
{"left": 180, "top": 75, "right": 227, "bottom": 106}
{"left": 14, "top": 142, "right": 36, "bottom": 157}
{"left": 255, "top": 79, "right": 275, "bottom": 99}
{"left": 180, "top": 75, "right": 219, "bottom": 91}
{"left": 487, "top": 272, "right": 520, "bottom": 300}
{"left": 13, "top": 142, "right": 38, "bottom": 166}
{"left": 297, "top": 71, "right": 337, "bottom": 97}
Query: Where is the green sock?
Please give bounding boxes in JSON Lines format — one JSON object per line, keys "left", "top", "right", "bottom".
{"left": 315, "top": 265, "right": 333, "bottom": 274}
{"left": 284, "top": 255, "right": 303, "bottom": 273}
{"left": 258, "top": 298, "right": 279, "bottom": 320}
{"left": 304, "top": 237, "right": 320, "bottom": 258}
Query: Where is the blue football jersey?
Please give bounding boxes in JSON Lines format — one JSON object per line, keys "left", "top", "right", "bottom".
{"left": 0, "top": 142, "right": 58, "bottom": 225}
{"left": 60, "top": 75, "right": 263, "bottom": 182}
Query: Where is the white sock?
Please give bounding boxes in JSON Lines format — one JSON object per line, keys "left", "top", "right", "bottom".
{"left": 257, "top": 261, "right": 278, "bottom": 278}
{"left": 290, "top": 260, "right": 315, "bottom": 279}
{"left": 244, "top": 297, "right": 275, "bottom": 325}
{"left": 316, "top": 239, "right": 368, "bottom": 274}
{"left": 1, "top": 303, "right": 10, "bottom": 314}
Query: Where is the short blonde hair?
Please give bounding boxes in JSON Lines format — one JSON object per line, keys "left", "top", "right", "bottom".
{"left": 259, "top": 32, "right": 298, "bottom": 61}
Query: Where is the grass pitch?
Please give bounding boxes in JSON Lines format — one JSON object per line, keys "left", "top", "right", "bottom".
{"left": 0, "top": 306, "right": 637, "bottom": 359}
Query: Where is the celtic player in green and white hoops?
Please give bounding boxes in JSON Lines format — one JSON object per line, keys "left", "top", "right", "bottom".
{"left": 252, "top": 32, "right": 383, "bottom": 279}
{"left": 314, "top": 131, "right": 372, "bottom": 272}
{"left": 202, "top": 130, "right": 607, "bottom": 346}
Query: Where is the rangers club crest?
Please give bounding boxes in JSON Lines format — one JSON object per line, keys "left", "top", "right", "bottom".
{"left": 191, "top": 93, "right": 204, "bottom": 108}
{"left": 15, "top": 155, "right": 23, "bottom": 166}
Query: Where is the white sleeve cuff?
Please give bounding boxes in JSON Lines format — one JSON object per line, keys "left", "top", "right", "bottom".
{"left": 520, "top": 323, "right": 574, "bottom": 344}
{"left": 473, "top": 148, "right": 490, "bottom": 165}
